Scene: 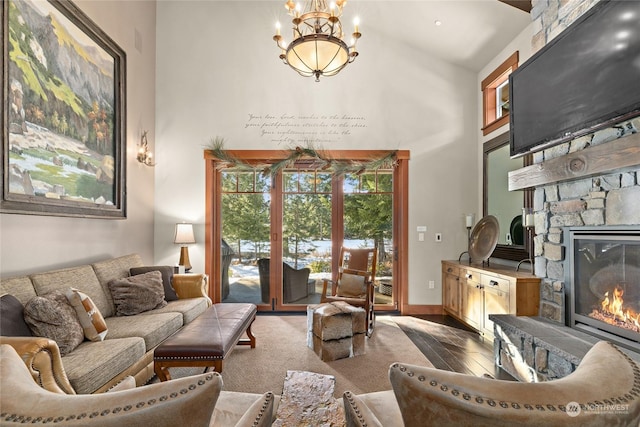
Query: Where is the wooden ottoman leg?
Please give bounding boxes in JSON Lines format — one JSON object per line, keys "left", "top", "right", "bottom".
{"left": 154, "top": 362, "right": 172, "bottom": 382}
{"left": 238, "top": 317, "right": 257, "bottom": 348}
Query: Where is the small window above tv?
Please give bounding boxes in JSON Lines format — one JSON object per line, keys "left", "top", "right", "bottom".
{"left": 481, "top": 52, "right": 518, "bottom": 136}
{"left": 509, "top": 0, "right": 640, "bottom": 158}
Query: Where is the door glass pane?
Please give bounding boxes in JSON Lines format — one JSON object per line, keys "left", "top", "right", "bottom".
{"left": 221, "top": 171, "right": 271, "bottom": 305}
{"left": 344, "top": 170, "right": 394, "bottom": 305}
{"left": 282, "top": 170, "right": 332, "bottom": 304}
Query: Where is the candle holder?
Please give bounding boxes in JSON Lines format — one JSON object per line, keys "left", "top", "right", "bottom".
{"left": 459, "top": 214, "right": 475, "bottom": 264}
{"left": 517, "top": 208, "right": 535, "bottom": 273}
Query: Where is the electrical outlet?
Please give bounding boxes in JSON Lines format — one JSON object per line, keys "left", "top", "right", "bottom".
{"left": 435, "top": 233, "right": 442, "bottom": 242}
{"left": 418, "top": 232, "right": 425, "bottom": 241}
{"left": 428, "top": 280, "right": 435, "bottom": 289}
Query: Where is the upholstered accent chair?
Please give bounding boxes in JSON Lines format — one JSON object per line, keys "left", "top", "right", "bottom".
{"left": 343, "top": 341, "right": 640, "bottom": 427}
{"left": 0, "top": 344, "right": 275, "bottom": 426}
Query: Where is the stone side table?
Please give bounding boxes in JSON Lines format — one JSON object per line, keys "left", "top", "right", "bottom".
{"left": 307, "top": 301, "right": 366, "bottom": 361}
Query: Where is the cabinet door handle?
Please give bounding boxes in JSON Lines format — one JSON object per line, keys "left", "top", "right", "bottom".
{"left": 490, "top": 280, "right": 499, "bottom": 287}
{"left": 465, "top": 273, "right": 472, "bottom": 279}
{"left": 447, "top": 268, "right": 453, "bottom": 273}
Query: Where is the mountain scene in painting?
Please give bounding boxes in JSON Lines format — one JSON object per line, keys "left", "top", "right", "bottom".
{"left": 7, "top": 0, "right": 117, "bottom": 206}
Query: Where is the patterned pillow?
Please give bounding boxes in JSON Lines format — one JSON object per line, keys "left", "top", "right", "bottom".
{"left": 336, "top": 273, "right": 367, "bottom": 298}
{"left": 65, "top": 288, "right": 108, "bottom": 341}
{"left": 23, "top": 291, "right": 84, "bottom": 356}
{"left": 108, "top": 271, "right": 167, "bottom": 316}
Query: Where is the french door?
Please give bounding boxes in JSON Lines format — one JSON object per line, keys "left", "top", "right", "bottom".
{"left": 205, "top": 150, "right": 409, "bottom": 313}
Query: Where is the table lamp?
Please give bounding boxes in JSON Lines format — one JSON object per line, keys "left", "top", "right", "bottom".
{"left": 174, "top": 223, "right": 195, "bottom": 272}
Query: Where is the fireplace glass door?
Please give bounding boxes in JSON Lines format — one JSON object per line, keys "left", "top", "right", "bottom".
{"left": 571, "top": 232, "right": 640, "bottom": 347}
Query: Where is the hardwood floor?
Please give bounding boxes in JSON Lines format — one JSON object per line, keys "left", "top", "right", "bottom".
{"left": 394, "top": 314, "right": 516, "bottom": 380}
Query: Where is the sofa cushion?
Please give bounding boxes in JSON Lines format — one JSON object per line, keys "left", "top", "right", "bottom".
{"left": 143, "top": 297, "right": 208, "bottom": 325}
{"left": 108, "top": 271, "right": 167, "bottom": 316}
{"left": 30, "top": 265, "right": 113, "bottom": 318}
{"left": 0, "top": 276, "right": 37, "bottom": 306}
{"left": 105, "top": 312, "right": 183, "bottom": 351}
{"left": 0, "top": 294, "right": 33, "bottom": 337}
{"left": 1, "top": 344, "right": 221, "bottom": 426}
{"left": 65, "top": 288, "right": 108, "bottom": 341}
{"left": 61, "top": 337, "right": 146, "bottom": 394}
{"left": 92, "top": 253, "right": 145, "bottom": 316}
{"left": 23, "top": 291, "right": 85, "bottom": 356}
{"left": 130, "top": 266, "right": 178, "bottom": 301}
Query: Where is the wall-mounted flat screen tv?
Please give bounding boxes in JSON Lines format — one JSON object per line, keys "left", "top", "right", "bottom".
{"left": 510, "top": 0, "right": 640, "bottom": 158}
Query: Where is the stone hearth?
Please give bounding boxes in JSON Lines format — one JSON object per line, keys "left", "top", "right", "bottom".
{"left": 491, "top": 315, "right": 640, "bottom": 383}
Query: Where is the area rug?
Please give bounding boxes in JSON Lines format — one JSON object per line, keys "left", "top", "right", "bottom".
{"left": 160, "top": 315, "right": 433, "bottom": 398}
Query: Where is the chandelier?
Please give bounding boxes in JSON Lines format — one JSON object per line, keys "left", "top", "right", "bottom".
{"left": 273, "top": 0, "right": 361, "bottom": 82}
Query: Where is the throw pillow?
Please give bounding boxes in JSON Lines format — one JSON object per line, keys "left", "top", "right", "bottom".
{"left": 23, "top": 291, "right": 84, "bottom": 356}
{"left": 129, "top": 266, "right": 178, "bottom": 301}
{"left": 0, "top": 294, "right": 33, "bottom": 337}
{"left": 108, "top": 270, "right": 167, "bottom": 316}
{"left": 65, "top": 288, "right": 108, "bottom": 341}
{"left": 336, "top": 272, "right": 367, "bottom": 298}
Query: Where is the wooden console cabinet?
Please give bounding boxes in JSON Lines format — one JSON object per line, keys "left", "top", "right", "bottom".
{"left": 442, "top": 260, "right": 541, "bottom": 339}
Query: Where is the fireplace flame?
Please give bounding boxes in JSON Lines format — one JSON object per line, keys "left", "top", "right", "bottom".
{"left": 596, "top": 285, "right": 640, "bottom": 331}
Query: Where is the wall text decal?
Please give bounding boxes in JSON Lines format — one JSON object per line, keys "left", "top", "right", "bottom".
{"left": 244, "top": 113, "right": 367, "bottom": 144}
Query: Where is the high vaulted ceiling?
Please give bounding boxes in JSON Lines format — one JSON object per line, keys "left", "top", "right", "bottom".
{"left": 377, "top": 0, "right": 532, "bottom": 71}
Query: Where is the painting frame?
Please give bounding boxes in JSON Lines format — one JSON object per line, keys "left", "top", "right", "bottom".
{"left": 1, "top": 0, "right": 126, "bottom": 219}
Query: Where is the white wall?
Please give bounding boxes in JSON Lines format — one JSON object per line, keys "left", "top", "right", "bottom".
{"left": 154, "top": 1, "right": 479, "bottom": 305}
{"left": 0, "top": 1, "right": 156, "bottom": 276}
{"left": 474, "top": 23, "right": 534, "bottom": 262}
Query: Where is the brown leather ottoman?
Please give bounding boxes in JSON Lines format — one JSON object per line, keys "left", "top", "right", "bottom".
{"left": 154, "top": 303, "right": 257, "bottom": 381}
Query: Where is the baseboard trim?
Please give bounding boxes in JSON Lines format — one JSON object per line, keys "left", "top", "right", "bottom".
{"left": 401, "top": 304, "right": 443, "bottom": 315}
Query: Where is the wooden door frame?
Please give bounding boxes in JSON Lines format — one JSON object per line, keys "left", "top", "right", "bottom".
{"left": 204, "top": 150, "right": 410, "bottom": 313}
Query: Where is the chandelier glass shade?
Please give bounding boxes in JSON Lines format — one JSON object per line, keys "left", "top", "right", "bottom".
{"left": 274, "top": 0, "right": 361, "bottom": 81}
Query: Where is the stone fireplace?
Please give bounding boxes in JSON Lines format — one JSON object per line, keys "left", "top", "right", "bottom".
{"left": 490, "top": 0, "right": 640, "bottom": 383}
{"left": 529, "top": 0, "right": 640, "bottom": 334}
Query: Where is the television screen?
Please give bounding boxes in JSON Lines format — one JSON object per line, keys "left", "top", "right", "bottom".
{"left": 510, "top": 0, "right": 640, "bottom": 158}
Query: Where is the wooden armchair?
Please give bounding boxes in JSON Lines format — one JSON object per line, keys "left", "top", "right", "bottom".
{"left": 321, "top": 247, "right": 377, "bottom": 336}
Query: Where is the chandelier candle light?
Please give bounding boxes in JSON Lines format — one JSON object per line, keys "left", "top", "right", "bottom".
{"left": 273, "top": 0, "right": 361, "bottom": 81}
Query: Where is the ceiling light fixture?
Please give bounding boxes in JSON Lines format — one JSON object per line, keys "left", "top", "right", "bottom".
{"left": 273, "top": 0, "right": 361, "bottom": 82}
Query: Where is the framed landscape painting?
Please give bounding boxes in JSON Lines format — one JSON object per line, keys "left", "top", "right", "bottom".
{"left": 1, "top": 0, "right": 126, "bottom": 218}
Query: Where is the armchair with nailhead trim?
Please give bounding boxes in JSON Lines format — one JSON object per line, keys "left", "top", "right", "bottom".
{"left": 0, "top": 344, "right": 276, "bottom": 427}
{"left": 343, "top": 341, "right": 640, "bottom": 427}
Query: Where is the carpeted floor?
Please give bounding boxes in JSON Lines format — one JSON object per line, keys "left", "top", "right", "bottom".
{"left": 153, "top": 314, "right": 432, "bottom": 398}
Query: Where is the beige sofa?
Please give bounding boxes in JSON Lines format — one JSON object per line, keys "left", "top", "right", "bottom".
{"left": 0, "top": 253, "right": 211, "bottom": 394}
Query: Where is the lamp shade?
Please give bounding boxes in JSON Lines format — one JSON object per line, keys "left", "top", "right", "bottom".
{"left": 174, "top": 223, "right": 196, "bottom": 244}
